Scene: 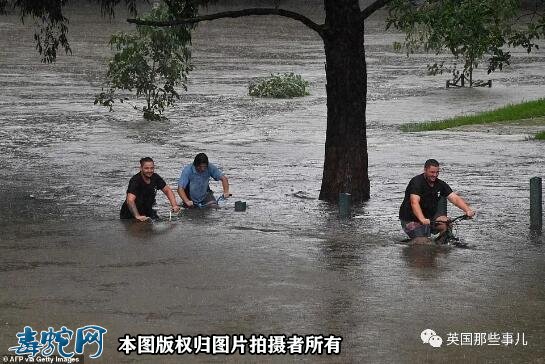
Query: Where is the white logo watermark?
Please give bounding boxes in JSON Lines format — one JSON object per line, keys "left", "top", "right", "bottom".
{"left": 421, "top": 329, "right": 443, "bottom": 348}
{"left": 421, "top": 329, "right": 528, "bottom": 348}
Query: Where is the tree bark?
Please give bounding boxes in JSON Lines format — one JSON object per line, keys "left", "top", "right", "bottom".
{"left": 319, "top": 0, "right": 370, "bottom": 203}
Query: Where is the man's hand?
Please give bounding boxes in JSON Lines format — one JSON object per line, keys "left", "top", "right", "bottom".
{"left": 135, "top": 215, "right": 150, "bottom": 222}
{"left": 171, "top": 205, "right": 180, "bottom": 213}
{"left": 465, "top": 209, "right": 475, "bottom": 218}
{"left": 223, "top": 192, "right": 231, "bottom": 199}
{"left": 421, "top": 218, "right": 431, "bottom": 225}
{"left": 185, "top": 200, "right": 194, "bottom": 208}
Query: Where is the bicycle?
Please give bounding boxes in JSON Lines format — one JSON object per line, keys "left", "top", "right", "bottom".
{"left": 430, "top": 214, "right": 471, "bottom": 247}
{"left": 168, "top": 194, "right": 232, "bottom": 220}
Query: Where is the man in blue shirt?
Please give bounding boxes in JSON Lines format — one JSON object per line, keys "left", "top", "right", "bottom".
{"left": 177, "top": 153, "right": 230, "bottom": 207}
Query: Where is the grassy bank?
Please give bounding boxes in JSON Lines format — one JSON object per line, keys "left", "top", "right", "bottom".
{"left": 401, "top": 98, "right": 545, "bottom": 134}
{"left": 536, "top": 131, "right": 545, "bottom": 140}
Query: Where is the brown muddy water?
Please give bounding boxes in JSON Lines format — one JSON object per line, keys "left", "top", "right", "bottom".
{"left": 1, "top": 2, "right": 544, "bottom": 363}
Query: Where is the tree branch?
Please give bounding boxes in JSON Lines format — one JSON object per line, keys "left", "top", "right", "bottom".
{"left": 127, "top": 8, "right": 324, "bottom": 36}
{"left": 516, "top": 10, "right": 545, "bottom": 22}
{"left": 361, "top": 0, "right": 392, "bottom": 20}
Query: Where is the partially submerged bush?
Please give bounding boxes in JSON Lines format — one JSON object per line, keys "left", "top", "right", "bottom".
{"left": 94, "top": 4, "right": 193, "bottom": 120}
{"left": 249, "top": 73, "right": 310, "bottom": 98}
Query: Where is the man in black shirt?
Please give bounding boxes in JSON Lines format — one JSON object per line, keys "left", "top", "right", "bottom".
{"left": 399, "top": 159, "right": 475, "bottom": 238}
{"left": 120, "top": 157, "right": 180, "bottom": 221}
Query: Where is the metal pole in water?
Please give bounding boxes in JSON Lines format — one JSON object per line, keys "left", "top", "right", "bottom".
{"left": 339, "top": 192, "right": 351, "bottom": 219}
{"left": 530, "top": 177, "right": 542, "bottom": 232}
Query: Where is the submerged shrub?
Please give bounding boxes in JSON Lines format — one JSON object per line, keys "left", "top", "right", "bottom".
{"left": 94, "top": 4, "right": 193, "bottom": 120}
{"left": 249, "top": 73, "right": 310, "bottom": 98}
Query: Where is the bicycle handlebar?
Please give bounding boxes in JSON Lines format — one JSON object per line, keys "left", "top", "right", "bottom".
{"left": 431, "top": 214, "right": 470, "bottom": 225}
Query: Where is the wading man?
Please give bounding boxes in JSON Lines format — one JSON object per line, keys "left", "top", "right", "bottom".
{"left": 399, "top": 159, "right": 475, "bottom": 239}
{"left": 177, "top": 153, "right": 230, "bottom": 208}
{"left": 120, "top": 157, "right": 180, "bottom": 221}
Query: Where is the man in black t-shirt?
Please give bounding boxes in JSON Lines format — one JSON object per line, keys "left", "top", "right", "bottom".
{"left": 120, "top": 157, "right": 180, "bottom": 221}
{"left": 399, "top": 159, "right": 475, "bottom": 238}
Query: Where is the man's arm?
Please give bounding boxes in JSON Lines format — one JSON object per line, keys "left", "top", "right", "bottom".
{"left": 126, "top": 193, "right": 149, "bottom": 222}
{"left": 447, "top": 192, "right": 475, "bottom": 218}
{"left": 177, "top": 186, "right": 193, "bottom": 207}
{"left": 410, "top": 194, "right": 430, "bottom": 225}
{"left": 220, "top": 175, "right": 230, "bottom": 198}
{"left": 162, "top": 185, "right": 180, "bottom": 212}
{"left": 177, "top": 167, "right": 194, "bottom": 207}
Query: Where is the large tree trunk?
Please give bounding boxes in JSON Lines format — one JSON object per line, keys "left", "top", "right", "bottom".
{"left": 319, "top": 0, "right": 370, "bottom": 203}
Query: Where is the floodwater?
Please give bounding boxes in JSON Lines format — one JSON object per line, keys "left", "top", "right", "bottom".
{"left": 1, "top": 2, "right": 544, "bottom": 363}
